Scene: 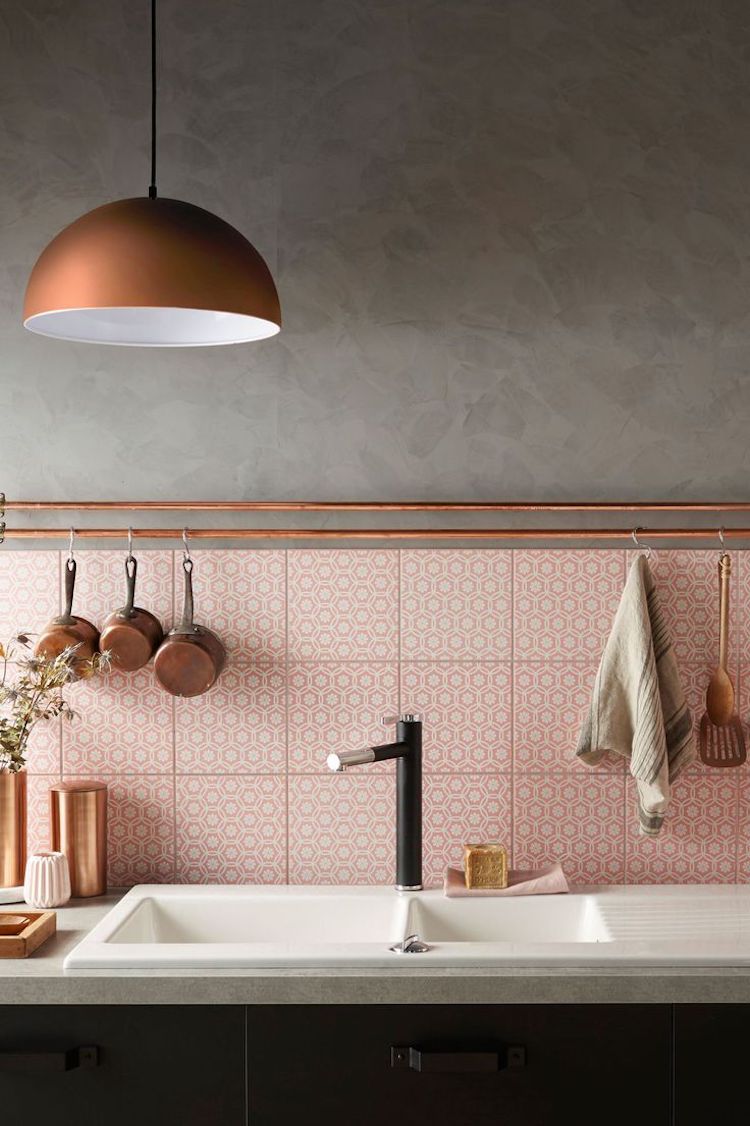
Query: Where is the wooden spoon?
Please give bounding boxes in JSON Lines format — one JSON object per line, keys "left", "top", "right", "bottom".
{"left": 705, "top": 553, "right": 734, "bottom": 726}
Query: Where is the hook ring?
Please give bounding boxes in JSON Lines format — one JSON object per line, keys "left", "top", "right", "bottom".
{"left": 632, "top": 526, "right": 652, "bottom": 559}
{"left": 182, "top": 526, "right": 191, "bottom": 563}
{"left": 68, "top": 526, "right": 75, "bottom": 564}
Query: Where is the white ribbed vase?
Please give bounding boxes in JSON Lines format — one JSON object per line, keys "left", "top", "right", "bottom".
{"left": 23, "top": 851, "right": 71, "bottom": 909}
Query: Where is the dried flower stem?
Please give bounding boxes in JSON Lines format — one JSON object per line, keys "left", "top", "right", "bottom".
{"left": 0, "top": 635, "right": 110, "bottom": 773}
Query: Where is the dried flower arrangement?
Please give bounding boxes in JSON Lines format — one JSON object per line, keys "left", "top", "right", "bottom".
{"left": 0, "top": 635, "right": 110, "bottom": 773}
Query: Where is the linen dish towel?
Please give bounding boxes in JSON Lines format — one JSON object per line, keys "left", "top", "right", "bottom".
{"left": 576, "top": 554, "right": 695, "bottom": 835}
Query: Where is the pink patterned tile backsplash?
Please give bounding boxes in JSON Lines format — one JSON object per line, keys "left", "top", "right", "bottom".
{"left": 513, "top": 550, "right": 624, "bottom": 661}
{"left": 288, "top": 550, "right": 398, "bottom": 660}
{"left": 401, "top": 662, "right": 512, "bottom": 772}
{"left": 0, "top": 550, "right": 59, "bottom": 639}
{"left": 176, "top": 775, "right": 286, "bottom": 884}
{"left": 513, "top": 772, "right": 627, "bottom": 884}
{"left": 6, "top": 547, "right": 750, "bottom": 889}
{"left": 288, "top": 661, "right": 398, "bottom": 773}
{"left": 423, "top": 774, "right": 511, "bottom": 887}
{"left": 63, "top": 550, "right": 173, "bottom": 631}
{"left": 512, "top": 661, "right": 621, "bottom": 772}
{"left": 63, "top": 668, "right": 174, "bottom": 775}
{"left": 176, "top": 663, "right": 286, "bottom": 774}
{"left": 288, "top": 774, "right": 394, "bottom": 884}
{"left": 401, "top": 550, "right": 512, "bottom": 660}
{"left": 174, "top": 550, "right": 286, "bottom": 664}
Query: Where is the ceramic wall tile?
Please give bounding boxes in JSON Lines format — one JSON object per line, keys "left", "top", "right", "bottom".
{"left": 513, "top": 661, "right": 615, "bottom": 771}
{"left": 288, "top": 550, "right": 398, "bottom": 660}
{"left": 288, "top": 773, "right": 394, "bottom": 884}
{"left": 288, "top": 661, "right": 398, "bottom": 772}
{"left": 0, "top": 551, "right": 59, "bottom": 640}
{"left": 176, "top": 663, "right": 286, "bottom": 774}
{"left": 400, "top": 550, "right": 512, "bottom": 660}
{"left": 98, "top": 774, "right": 175, "bottom": 886}
{"left": 736, "top": 553, "right": 750, "bottom": 663}
{"left": 735, "top": 769, "right": 750, "bottom": 882}
{"left": 513, "top": 771, "right": 626, "bottom": 883}
{"left": 26, "top": 774, "right": 59, "bottom": 856}
{"left": 632, "top": 549, "right": 736, "bottom": 665}
{"left": 423, "top": 773, "right": 511, "bottom": 888}
{"left": 174, "top": 550, "right": 286, "bottom": 664}
{"left": 513, "top": 550, "right": 624, "bottom": 661}
{"left": 626, "top": 774, "right": 739, "bottom": 883}
{"left": 176, "top": 775, "right": 286, "bottom": 884}
{"left": 62, "top": 549, "right": 173, "bottom": 631}
{"left": 62, "top": 668, "right": 174, "bottom": 774}
{"left": 401, "top": 662, "right": 512, "bottom": 771}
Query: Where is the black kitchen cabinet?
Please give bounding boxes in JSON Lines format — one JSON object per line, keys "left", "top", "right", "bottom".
{"left": 0, "top": 1005, "right": 245, "bottom": 1126}
{"left": 246, "top": 1004, "right": 672, "bottom": 1126}
{"left": 674, "top": 1005, "right": 748, "bottom": 1122}
{"left": 9, "top": 1001, "right": 747, "bottom": 1124}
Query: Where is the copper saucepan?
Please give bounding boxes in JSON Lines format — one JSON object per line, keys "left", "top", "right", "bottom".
{"left": 100, "top": 555, "right": 164, "bottom": 672}
{"left": 154, "top": 557, "right": 225, "bottom": 697}
{"left": 35, "top": 557, "right": 99, "bottom": 673}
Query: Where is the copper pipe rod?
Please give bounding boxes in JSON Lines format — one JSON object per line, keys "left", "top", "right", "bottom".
{"left": 2, "top": 527, "right": 750, "bottom": 541}
{"left": 5, "top": 500, "right": 750, "bottom": 513}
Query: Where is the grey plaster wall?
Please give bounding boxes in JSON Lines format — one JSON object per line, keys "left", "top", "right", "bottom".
{"left": 2, "top": 0, "right": 750, "bottom": 517}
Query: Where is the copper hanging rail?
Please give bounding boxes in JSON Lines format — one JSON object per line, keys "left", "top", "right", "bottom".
{"left": 2, "top": 527, "right": 750, "bottom": 541}
{"left": 2, "top": 497, "right": 749, "bottom": 542}
{"left": 5, "top": 499, "right": 750, "bottom": 512}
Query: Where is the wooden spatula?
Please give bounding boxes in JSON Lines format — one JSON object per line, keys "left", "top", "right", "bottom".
{"left": 699, "top": 553, "right": 746, "bottom": 766}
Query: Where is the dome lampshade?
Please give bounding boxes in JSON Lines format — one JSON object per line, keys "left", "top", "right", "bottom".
{"left": 23, "top": 197, "right": 281, "bottom": 347}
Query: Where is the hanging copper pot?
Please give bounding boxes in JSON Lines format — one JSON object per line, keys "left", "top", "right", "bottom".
{"left": 35, "top": 558, "right": 99, "bottom": 675}
{"left": 154, "top": 557, "right": 225, "bottom": 697}
{"left": 100, "top": 555, "right": 164, "bottom": 671}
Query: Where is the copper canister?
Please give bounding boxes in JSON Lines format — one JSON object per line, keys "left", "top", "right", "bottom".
{"left": 0, "top": 771, "right": 27, "bottom": 887}
{"left": 50, "top": 780, "right": 107, "bottom": 897}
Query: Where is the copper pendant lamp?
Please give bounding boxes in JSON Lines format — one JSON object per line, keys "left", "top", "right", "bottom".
{"left": 23, "top": 0, "right": 280, "bottom": 347}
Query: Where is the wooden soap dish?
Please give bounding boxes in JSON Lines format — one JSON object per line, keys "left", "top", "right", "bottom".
{"left": 0, "top": 911, "right": 56, "bottom": 957}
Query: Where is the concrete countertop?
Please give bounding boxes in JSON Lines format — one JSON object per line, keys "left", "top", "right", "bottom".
{"left": 1, "top": 892, "right": 750, "bottom": 1005}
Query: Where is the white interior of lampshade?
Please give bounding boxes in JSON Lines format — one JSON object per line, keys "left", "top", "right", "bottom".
{"left": 24, "top": 307, "right": 281, "bottom": 346}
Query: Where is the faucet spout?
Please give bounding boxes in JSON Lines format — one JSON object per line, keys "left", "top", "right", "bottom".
{"left": 325, "top": 715, "right": 422, "bottom": 891}
{"left": 327, "top": 748, "right": 376, "bottom": 771}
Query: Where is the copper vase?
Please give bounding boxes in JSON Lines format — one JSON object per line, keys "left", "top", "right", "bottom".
{"left": 0, "top": 771, "right": 27, "bottom": 888}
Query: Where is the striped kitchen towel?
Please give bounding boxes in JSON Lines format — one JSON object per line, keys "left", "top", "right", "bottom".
{"left": 577, "top": 553, "right": 695, "bottom": 835}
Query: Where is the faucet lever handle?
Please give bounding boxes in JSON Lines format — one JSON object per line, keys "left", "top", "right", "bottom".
{"left": 382, "top": 714, "right": 422, "bottom": 725}
{"left": 381, "top": 715, "right": 400, "bottom": 726}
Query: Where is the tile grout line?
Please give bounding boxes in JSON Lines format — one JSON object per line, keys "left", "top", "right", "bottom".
{"left": 171, "top": 549, "right": 178, "bottom": 882}
{"left": 57, "top": 549, "right": 63, "bottom": 780}
{"left": 397, "top": 548, "right": 401, "bottom": 715}
{"left": 509, "top": 549, "right": 515, "bottom": 866}
{"left": 621, "top": 548, "right": 629, "bottom": 884}
{"left": 734, "top": 550, "right": 742, "bottom": 883}
{"left": 284, "top": 549, "right": 290, "bottom": 885}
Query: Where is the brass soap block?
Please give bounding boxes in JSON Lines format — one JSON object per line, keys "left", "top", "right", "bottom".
{"left": 463, "top": 842, "right": 508, "bottom": 889}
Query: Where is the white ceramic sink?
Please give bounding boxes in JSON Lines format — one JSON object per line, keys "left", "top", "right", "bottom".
{"left": 64, "top": 884, "right": 750, "bottom": 971}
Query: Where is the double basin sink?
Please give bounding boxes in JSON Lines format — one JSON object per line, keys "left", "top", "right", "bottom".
{"left": 64, "top": 883, "right": 750, "bottom": 971}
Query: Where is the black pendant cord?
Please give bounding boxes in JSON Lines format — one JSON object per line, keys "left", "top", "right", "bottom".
{"left": 148, "top": 0, "right": 157, "bottom": 199}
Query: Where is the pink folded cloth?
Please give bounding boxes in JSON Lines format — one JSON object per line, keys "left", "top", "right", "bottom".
{"left": 443, "top": 862, "right": 569, "bottom": 897}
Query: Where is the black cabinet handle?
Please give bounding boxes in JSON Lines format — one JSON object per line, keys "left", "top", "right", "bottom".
{"left": 0, "top": 1046, "right": 99, "bottom": 1072}
{"left": 391, "top": 1045, "right": 525, "bottom": 1074}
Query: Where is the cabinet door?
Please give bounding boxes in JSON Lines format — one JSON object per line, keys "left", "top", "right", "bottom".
{"left": 247, "top": 1004, "right": 671, "bottom": 1126}
{"left": 0, "top": 1005, "right": 245, "bottom": 1126}
{"left": 675, "top": 1005, "right": 748, "bottom": 1121}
